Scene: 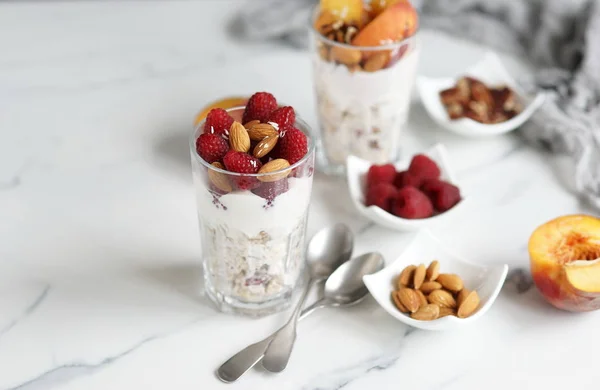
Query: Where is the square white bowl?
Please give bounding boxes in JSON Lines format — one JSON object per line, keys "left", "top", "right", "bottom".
{"left": 417, "top": 51, "right": 545, "bottom": 137}
{"left": 346, "top": 143, "right": 468, "bottom": 231}
{"left": 363, "top": 230, "right": 508, "bottom": 330}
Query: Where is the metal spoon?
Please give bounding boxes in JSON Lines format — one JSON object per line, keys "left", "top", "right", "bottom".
{"left": 216, "top": 224, "right": 354, "bottom": 383}
{"left": 262, "top": 251, "right": 384, "bottom": 372}
{"left": 216, "top": 252, "right": 384, "bottom": 383}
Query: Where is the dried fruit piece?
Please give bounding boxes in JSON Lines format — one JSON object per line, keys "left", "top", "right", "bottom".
{"left": 247, "top": 123, "right": 278, "bottom": 141}
{"left": 440, "top": 87, "right": 469, "bottom": 107}
{"left": 457, "top": 290, "right": 480, "bottom": 318}
{"left": 470, "top": 78, "right": 494, "bottom": 108}
{"left": 413, "top": 264, "right": 426, "bottom": 289}
{"left": 398, "top": 287, "right": 420, "bottom": 313}
{"left": 208, "top": 162, "right": 232, "bottom": 193}
{"left": 420, "top": 281, "right": 442, "bottom": 294}
{"left": 352, "top": 1, "right": 418, "bottom": 46}
{"left": 253, "top": 135, "right": 278, "bottom": 158}
{"left": 415, "top": 289, "right": 428, "bottom": 307}
{"left": 410, "top": 303, "right": 440, "bottom": 321}
{"left": 363, "top": 51, "right": 390, "bottom": 72}
{"left": 397, "top": 264, "right": 416, "bottom": 288}
{"left": 331, "top": 46, "right": 362, "bottom": 66}
{"left": 391, "top": 290, "right": 409, "bottom": 313}
{"left": 428, "top": 289, "right": 457, "bottom": 309}
{"left": 426, "top": 260, "right": 440, "bottom": 281}
{"left": 314, "top": 10, "right": 337, "bottom": 32}
{"left": 257, "top": 158, "right": 291, "bottom": 182}
{"left": 438, "top": 306, "right": 456, "bottom": 318}
{"left": 228, "top": 121, "right": 251, "bottom": 153}
{"left": 436, "top": 274, "right": 464, "bottom": 293}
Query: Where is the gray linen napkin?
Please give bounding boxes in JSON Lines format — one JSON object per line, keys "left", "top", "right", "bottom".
{"left": 231, "top": 0, "right": 600, "bottom": 209}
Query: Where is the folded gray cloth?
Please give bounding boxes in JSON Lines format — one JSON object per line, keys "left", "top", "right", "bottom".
{"left": 231, "top": 0, "right": 600, "bottom": 209}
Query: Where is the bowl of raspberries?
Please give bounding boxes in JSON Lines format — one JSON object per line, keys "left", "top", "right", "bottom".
{"left": 346, "top": 144, "right": 468, "bottom": 231}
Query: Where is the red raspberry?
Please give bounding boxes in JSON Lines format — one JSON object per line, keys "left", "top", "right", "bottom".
{"left": 204, "top": 108, "right": 234, "bottom": 136}
{"left": 223, "top": 150, "right": 262, "bottom": 174}
{"left": 366, "top": 183, "right": 397, "bottom": 212}
{"left": 278, "top": 127, "right": 308, "bottom": 165}
{"left": 195, "top": 133, "right": 229, "bottom": 163}
{"left": 421, "top": 179, "right": 461, "bottom": 212}
{"left": 242, "top": 92, "right": 278, "bottom": 123}
{"left": 268, "top": 106, "right": 296, "bottom": 130}
{"left": 408, "top": 154, "right": 441, "bottom": 181}
{"left": 393, "top": 170, "right": 422, "bottom": 189}
{"left": 252, "top": 179, "right": 289, "bottom": 203}
{"left": 223, "top": 150, "right": 262, "bottom": 190}
{"left": 393, "top": 186, "right": 434, "bottom": 219}
{"left": 366, "top": 164, "right": 396, "bottom": 188}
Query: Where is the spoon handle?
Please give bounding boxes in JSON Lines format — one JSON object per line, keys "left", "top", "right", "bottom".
{"left": 216, "top": 298, "right": 327, "bottom": 383}
{"left": 261, "top": 279, "right": 317, "bottom": 373}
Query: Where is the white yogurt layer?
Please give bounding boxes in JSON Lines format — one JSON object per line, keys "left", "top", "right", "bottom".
{"left": 313, "top": 45, "right": 420, "bottom": 165}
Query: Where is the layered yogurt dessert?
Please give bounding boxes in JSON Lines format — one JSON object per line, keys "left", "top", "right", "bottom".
{"left": 190, "top": 92, "right": 315, "bottom": 316}
{"left": 311, "top": 0, "right": 420, "bottom": 172}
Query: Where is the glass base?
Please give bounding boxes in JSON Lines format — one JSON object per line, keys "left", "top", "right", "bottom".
{"left": 204, "top": 276, "right": 293, "bottom": 317}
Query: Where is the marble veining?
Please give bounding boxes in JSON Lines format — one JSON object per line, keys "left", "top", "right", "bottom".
{"left": 1, "top": 1, "right": 598, "bottom": 389}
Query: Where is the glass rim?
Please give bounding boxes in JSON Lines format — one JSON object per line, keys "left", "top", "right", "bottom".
{"left": 309, "top": 4, "right": 419, "bottom": 52}
{"left": 190, "top": 106, "right": 316, "bottom": 178}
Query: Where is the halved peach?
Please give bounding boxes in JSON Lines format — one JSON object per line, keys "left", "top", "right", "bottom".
{"left": 194, "top": 97, "right": 248, "bottom": 126}
{"left": 529, "top": 214, "right": 600, "bottom": 312}
{"left": 369, "top": 0, "right": 406, "bottom": 17}
{"left": 352, "top": 1, "right": 418, "bottom": 47}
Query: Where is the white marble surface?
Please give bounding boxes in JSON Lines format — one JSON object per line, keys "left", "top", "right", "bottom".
{"left": 1, "top": 1, "right": 598, "bottom": 389}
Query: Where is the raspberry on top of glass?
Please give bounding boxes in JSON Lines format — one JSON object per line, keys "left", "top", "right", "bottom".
{"left": 365, "top": 154, "right": 462, "bottom": 219}
{"left": 194, "top": 92, "right": 311, "bottom": 203}
{"left": 314, "top": 0, "right": 419, "bottom": 72}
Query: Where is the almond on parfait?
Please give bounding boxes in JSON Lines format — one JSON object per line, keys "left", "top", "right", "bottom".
{"left": 311, "top": 0, "right": 420, "bottom": 174}
{"left": 190, "top": 92, "right": 315, "bottom": 317}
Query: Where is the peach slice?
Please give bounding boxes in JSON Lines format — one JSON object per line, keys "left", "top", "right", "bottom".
{"left": 320, "top": 0, "right": 363, "bottom": 24}
{"left": 369, "top": 0, "right": 406, "bottom": 17}
{"left": 352, "top": 1, "right": 418, "bottom": 47}
{"left": 194, "top": 97, "right": 248, "bottom": 126}
{"left": 529, "top": 214, "right": 600, "bottom": 312}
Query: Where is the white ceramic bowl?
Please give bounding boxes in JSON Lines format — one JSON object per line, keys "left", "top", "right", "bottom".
{"left": 363, "top": 229, "right": 508, "bottom": 330}
{"left": 346, "top": 143, "right": 468, "bottom": 231}
{"left": 417, "top": 51, "right": 545, "bottom": 137}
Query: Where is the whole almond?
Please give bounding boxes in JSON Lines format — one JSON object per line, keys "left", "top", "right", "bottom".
{"left": 456, "top": 288, "right": 471, "bottom": 307}
{"left": 420, "top": 281, "right": 442, "bottom": 294}
{"left": 457, "top": 290, "right": 480, "bottom": 318}
{"left": 438, "top": 306, "right": 456, "bottom": 318}
{"left": 413, "top": 264, "right": 426, "bottom": 289}
{"left": 426, "top": 260, "right": 440, "bottom": 281}
{"left": 415, "top": 289, "right": 428, "bottom": 307}
{"left": 208, "top": 162, "right": 232, "bottom": 193}
{"left": 247, "top": 123, "right": 278, "bottom": 141}
{"left": 428, "top": 289, "right": 457, "bottom": 309}
{"left": 257, "top": 159, "right": 291, "bottom": 182}
{"left": 436, "top": 274, "right": 464, "bottom": 293}
{"left": 397, "top": 265, "right": 416, "bottom": 288}
{"left": 398, "top": 288, "right": 420, "bottom": 313}
{"left": 411, "top": 304, "right": 440, "bottom": 321}
{"left": 253, "top": 135, "right": 278, "bottom": 158}
{"left": 243, "top": 120, "right": 260, "bottom": 129}
{"left": 229, "top": 121, "right": 250, "bottom": 152}
{"left": 363, "top": 51, "right": 389, "bottom": 72}
{"left": 331, "top": 46, "right": 362, "bottom": 66}
{"left": 391, "top": 291, "right": 409, "bottom": 313}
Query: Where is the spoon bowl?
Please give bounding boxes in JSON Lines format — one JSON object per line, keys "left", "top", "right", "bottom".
{"left": 322, "top": 252, "right": 385, "bottom": 306}
{"left": 306, "top": 223, "right": 355, "bottom": 279}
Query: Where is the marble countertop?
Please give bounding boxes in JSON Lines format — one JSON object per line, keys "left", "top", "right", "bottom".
{"left": 1, "top": 1, "right": 598, "bottom": 389}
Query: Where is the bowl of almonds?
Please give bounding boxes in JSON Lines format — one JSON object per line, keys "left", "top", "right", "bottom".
{"left": 363, "top": 229, "right": 508, "bottom": 330}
